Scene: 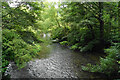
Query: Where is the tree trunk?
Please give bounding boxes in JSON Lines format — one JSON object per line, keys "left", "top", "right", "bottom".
{"left": 118, "top": 1, "right": 120, "bottom": 34}
{"left": 98, "top": 2, "right": 104, "bottom": 43}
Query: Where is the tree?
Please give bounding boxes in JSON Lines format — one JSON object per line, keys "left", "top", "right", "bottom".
{"left": 2, "top": 2, "right": 42, "bottom": 76}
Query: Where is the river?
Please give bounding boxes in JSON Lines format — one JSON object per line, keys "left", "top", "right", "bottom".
{"left": 5, "top": 42, "right": 107, "bottom": 79}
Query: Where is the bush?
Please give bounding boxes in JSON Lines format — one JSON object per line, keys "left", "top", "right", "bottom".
{"left": 82, "top": 44, "right": 120, "bottom": 75}
{"left": 51, "top": 26, "right": 70, "bottom": 41}
{"left": 2, "top": 29, "right": 41, "bottom": 74}
{"left": 70, "top": 43, "right": 79, "bottom": 50}
{"left": 60, "top": 41, "right": 68, "bottom": 46}
{"left": 80, "top": 39, "right": 99, "bottom": 52}
{"left": 51, "top": 27, "right": 64, "bottom": 40}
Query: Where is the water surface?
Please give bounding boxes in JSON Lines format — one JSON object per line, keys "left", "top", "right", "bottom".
{"left": 5, "top": 43, "right": 106, "bottom": 78}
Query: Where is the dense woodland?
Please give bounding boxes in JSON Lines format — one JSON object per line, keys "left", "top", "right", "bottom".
{"left": 1, "top": 1, "right": 120, "bottom": 79}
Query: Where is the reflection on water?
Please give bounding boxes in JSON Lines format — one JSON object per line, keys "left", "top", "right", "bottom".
{"left": 36, "top": 43, "right": 51, "bottom": 59}
{"left": 5, "top": 43, "right": 107, "bottom": 78}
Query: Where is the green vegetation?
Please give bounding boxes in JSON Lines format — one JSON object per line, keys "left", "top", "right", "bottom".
{"left": 51, "top": 2, "right": 120, "bottom": 76}
{"left": 82, "top": 43, "right": 120, "bottom": 75}
{"left": 2, "top": 2, "right": 43, "bottom": 76}
{"left": 1, "top": 1, "right": 120, "bottom": 79}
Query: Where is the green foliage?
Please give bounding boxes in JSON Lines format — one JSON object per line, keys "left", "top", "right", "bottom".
{"left": 51, "top": 26, "right": 69, "bottom": 41}
{"left": 1, "top": 56, "right": 9, "bottom": 74}
{"left": 70, "top": 43, "right": 79, "bottom": 50}
{"left": 1, "top": 1, "right": 119, "bottom": 78}
{"left": 53, "top": 2, "right": 118, "bottom": 51}
{"left": 80, "top": 39, "right": 100, "bottom": 52}
{"left": 2, "top": 29, "right": 41, "bottom": 69}
{"left": 60, "top": 41, "right": 68, "bottom": 46}
{"left": 36, "top": 2, "right": 58, "bottom": 33}
{"left": 2, "top": 2, "right": 43, "bottom": 76}
{"left": 51, "top": 2, "right": 119, "bottom": 76}
{"left": 51, "top": 27, "right": 64, "bottom": 40}
{"left": 82, "top": 44, "right": 120, "bottom": 75}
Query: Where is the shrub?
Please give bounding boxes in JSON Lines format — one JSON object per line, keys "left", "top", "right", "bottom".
{"left": 82, "top": 44, "right": 120, "bottom": 75}
{"left": 60, "top": 41, "right": 68, "bottom": 46}
{"left": 70, "top": 43, "right": 79, "bottom": 50}
{"left": 2, "top": 29, "right": 41, "bottom": 74}
{"left": 80, "top": 39, "right": 99, "bottom": 52}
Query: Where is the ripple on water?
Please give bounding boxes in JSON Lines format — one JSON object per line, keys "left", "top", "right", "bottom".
{"left": 5, "top": 43, "right": 106, "bottom": 78}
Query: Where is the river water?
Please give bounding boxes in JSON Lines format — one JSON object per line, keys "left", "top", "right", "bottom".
{"left": 5, "top": 42, "right": 107, "bottom": 79}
